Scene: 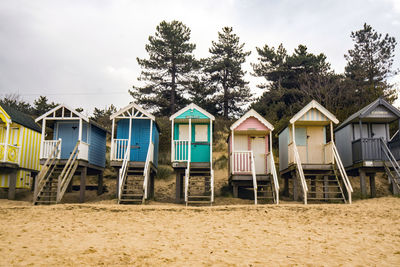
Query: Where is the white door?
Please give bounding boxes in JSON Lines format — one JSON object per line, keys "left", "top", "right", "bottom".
{"left": 251, "top": 136, "right": 266, "bottom": 174}
{"left": 371, "top": 124, "right": 387, "bottom": 140}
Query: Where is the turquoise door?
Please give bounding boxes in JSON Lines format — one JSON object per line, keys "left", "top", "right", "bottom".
{"left": 191, "top": 124, "right": 210, "bottom": 162}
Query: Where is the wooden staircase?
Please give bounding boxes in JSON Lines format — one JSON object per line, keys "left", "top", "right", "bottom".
{"left": 186, "top": 167, "right": 213, "bottom": 205}
{"left": 256, "top": 177, "right": 276, "bottom": 203}
{"left": 33, "top": 140, "right": 80, "bottom": 205}
{"left": 119, "top": 168, "right": 145, "bottom": 204}
{"left": 381, "top": 138, "right": 400, "bottom": 194}
{"left": 303, "top": 169, "right": 346, "bottom": 203}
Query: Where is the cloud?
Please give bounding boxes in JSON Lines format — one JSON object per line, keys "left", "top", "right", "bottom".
{"left": 0, "top": 0, "right": 399, "bottom": 112}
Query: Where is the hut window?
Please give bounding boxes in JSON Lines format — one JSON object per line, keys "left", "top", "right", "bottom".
{"left": 178, "top": 124, "right": 189, "bottom": 140}
{"left": 195, "top": 125, "right": 208, "bottom": 142}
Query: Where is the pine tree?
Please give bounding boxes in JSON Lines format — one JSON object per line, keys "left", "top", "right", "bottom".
{"left": 204, "top": 27, "right": 251, "bottom": 118}
{"left": 130, "top": 20, "right": 197, "bottom": 115}
{"left": 33, "top": 96, "right": 58, "bottom": 116}
{"left": 344, "top": 23, "right": 397, "bottom": 104}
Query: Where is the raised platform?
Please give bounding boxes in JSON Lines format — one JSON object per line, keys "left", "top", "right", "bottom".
{"left": 172, "top": 162, "right": 210, "bottom": 170}
{"left": 280, "top": 163, "right": 333, "bottom": 178}
{"left": 111, "top": 161, "right": 157, "bottom": 173}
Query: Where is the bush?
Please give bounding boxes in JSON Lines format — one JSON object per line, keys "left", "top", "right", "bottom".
{"left": 156, "top": 165, "right": 174, "bottom": 180}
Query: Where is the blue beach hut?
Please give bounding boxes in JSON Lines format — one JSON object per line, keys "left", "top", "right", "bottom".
{"left": 34, "top": 105, "right": 107, "bottom": 204}
{"left": 110, "top": 103, "right": 159, "bottom": 204}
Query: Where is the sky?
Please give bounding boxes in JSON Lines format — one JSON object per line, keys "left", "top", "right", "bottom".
{"left": 0, "top": 0, "right": 399, "bottom": 116}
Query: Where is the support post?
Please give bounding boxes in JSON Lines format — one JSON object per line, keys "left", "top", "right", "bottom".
{"left": 231, "top": 130, "right": 234, "bottom": 174}
{"left": 97, "top": 172, "right": 104, "bottom": 195}
{"left": 323, "top": 175, "right": 329, "bottom": 200}
{"left": 110, "top": 119, "right": 115, "bottom": 160}
{"left": 78, "top": 118, "right": 82, "bottom": 141}
{"left": 80, "top": 167, "right": 87, "bottom": 203}
{"left": 330, "top": 121, "right": 334, "bottom": 142}
{"left": 175, "top": 171, "right": 182, "bottom": 203}
{"left": 369, "top": 174, "right": 376, "bottom": 198}
{"left": 171, "top": 120, "right": 174, "bottom": 163}
{"left": 293, "top": 172, "right": 299, "bottom": 201}
{"left": 116, "top": 172, "right": 119, "bottom": 198}
{"left": 128, "top": 118, "right": 132, "bottom": 159}
{"left": 359, "top": 169, "right": 367, "bottom": 198}
{"left": 210, "top": 120, "right": 212, "bottom": 168}
{"left": 4, "top": 122, "right": 10, "bottom": 161}
{"left": 188, "top": 118, "right": 192, "bottom": 163}
{"left": 8, "top": 170, "right": 17, "bottom": 200}
{"left": 233, "top": 184, "right": 238, "bottom": 198}
{"left": 311, "top": 176, "right": 316, "bottom": 198}
{"left": 284, "top": 177, "right": 289, "bottom": 197}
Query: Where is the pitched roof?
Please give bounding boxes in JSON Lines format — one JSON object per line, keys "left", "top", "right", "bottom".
{"left": 1, "top": 105, "right": 41, "bottom": 132}
{"left": 170, "top": 103, "right": 215, "bottom": 120}
{"left": 289, "top": 100, "right": 339, "bottom": 124}
{"left": 110, "top": 102, "right": 155, "bottom": 120}
{"left": 230, "top": 109, "right": 274, "bottom": 131}
{"left": 335, "top": 98, "right": 400, "bottom": 131}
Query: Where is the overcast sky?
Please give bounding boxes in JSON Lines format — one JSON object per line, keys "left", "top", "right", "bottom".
{"left": 0, "top": 0, "right": 399, "bottom": 115}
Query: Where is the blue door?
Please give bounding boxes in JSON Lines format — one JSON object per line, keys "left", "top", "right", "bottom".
{"left": 130, "top": 120, "right": 150, "bottom": 162}
{"left": 57, "top": 122, "right": 79, "bottom": 159}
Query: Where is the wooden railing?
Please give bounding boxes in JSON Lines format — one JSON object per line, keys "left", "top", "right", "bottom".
{"left": 118, "top": 143, "right": 130, "bottom": 203}
{"left": 388, "top": 138, "right": 400, "bottom": 161}
{"left": 232, "top": 151, "right": 252, "bottom": 174}
{"left": 78, "top": 141, "right": 89, "bottom": 161}
{"left": 173, "top": 140, "right": 189, "bottom": 162}
{"left": 210, "top": 169, "right": 214, "bottom": 203}
{"left": 41, "top": 140, "right": 62, "bottom": 159}
{"left": 352, "top": 138, "right": 382, "bottom": 162}
{"left": 33, "top": 139, "right": 61, "bottom": 204}
{"left": 250, "top": 151, "right": 258, "bottom": 205}
{"left": 143, "top": 142, "right": 154, "bottom": 201}
{"left": 293, "top": 142, "right": 308, "bottom": 204}
{"left": 0, "top": 143, "right": 21, "bottom": 164}
{"left": 380, "top": 138, "right": 400, "bottom": 192}
{"left": 331, "top": 141, "right": 353, "bottom": 204}
{"left": 268, "top": 151, "right": 280, "bottom": 204}
{"left": 57, "top": 141, "right": 80, "bottom": 202}
{"left": 111, "top": 139, "right": 129, "bottom": 161}
{"left": 324, "top": 142, "right": 333, "bottom": 164}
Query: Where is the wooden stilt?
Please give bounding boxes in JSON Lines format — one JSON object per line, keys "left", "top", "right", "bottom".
{"left": 150, "top": 172, "right": 155, "bottom": 199}
{"left": 293, "top": 172, "right": 299, "bottom": 201}
{"left": 175, "top": 171, "right": 182, "bottom": 203}
{"left": 116, "top": 171, "right": 119, "bottom": 198}
{"left": 31, "top": 172, "right": 37, "bottom": 192}
{"left": 233, "top": 184, "right": 238, "bottom": 198}
{"left": 311, "top": 176, "right": 316, "bottom": 198}
{"left": 284, "top": 177, "right": 289, "bottom": 197}
{"left": 8, "top": 170, "right": 17, "bottom": 200}
{"left": 369, "top": 174, "right": 376, "bottom": 198}
{"left": 67, "top": 178, "right": 73, "bottom": 193}
{"left": 97, "top": 172, "right": 103, "bottom": 195}
{"left": 360, "top": 169, "right": 367, "bottom": 198}
{"left": 80, "top": 167, "right": 87, "bottom": 203}
{"left": 323, "top": 175, "right": 329, "bottom": 200}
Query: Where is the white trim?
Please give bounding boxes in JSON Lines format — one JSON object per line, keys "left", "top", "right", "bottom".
{"left": 35, "top": 104, "right": 89, "bottom": 123}
{"left": 230, "top": 109, "right": 274, "bottom": 131}
{"left": 110, "top": 102, "right": 155, "bottom": 120}
{"left": 289, "top": 100, "right": 339, "bottom": 124}
{"left": 169, "top": 103, "right": 215, "bottom": 121}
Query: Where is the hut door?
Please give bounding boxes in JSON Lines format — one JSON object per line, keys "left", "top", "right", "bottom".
{"left": 251, "top": 136, "right": 266, "bottom": 174}
{"left": 57, "top": 122, "right": 79, "bottom": 159}
{"left": 306, "top": 126, "right": 324, "bottom": 164}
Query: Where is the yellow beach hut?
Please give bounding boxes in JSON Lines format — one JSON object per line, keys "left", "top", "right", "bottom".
{"left": 0, "top": 105, "right": 41, "bottom": 199}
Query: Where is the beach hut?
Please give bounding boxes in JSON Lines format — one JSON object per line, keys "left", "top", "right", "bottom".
{"left": 228, "top": 109, "right": 279, "bottom": 204}
{"left": 170, "top": 103, "right": 215, "bottom": 205}
{"left": 278, "top": 100, "right": 353, "bottom": 204}
{"left": 0, "top": 105, "right": 41, "bottom": 200}
{"left": 33, "top": 105, "right": 107, "bottom": 204}
{"left": 109, "top": 103, "right": 159, "bottom": 204}
{"left": 334, "top": 98, "right": 400, "bottom": 197}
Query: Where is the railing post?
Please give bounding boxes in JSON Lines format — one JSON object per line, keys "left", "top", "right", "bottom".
{"left": 4, "top": 122, "right": 9, "bottom": 162}
{"left": 110, "top": 119, "right": 115, "bottom": 160}
{"left": 171, "top": 120, "right": 174, "bottom": 162}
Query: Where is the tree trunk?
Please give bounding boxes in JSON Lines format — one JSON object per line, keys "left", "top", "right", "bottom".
{"left": 223, "top": 71, "right": 228, "bottom": 118}
{"left": 171, "top": 64, "right": 177, "bottom": 114}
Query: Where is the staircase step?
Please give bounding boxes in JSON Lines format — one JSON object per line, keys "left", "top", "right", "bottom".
{"left": 186, "top": 200, "right": 212, "bottom": 204}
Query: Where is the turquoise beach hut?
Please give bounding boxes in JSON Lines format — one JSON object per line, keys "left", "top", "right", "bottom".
{"left": 170, "top": 103, "right": 215, "bottom": 205}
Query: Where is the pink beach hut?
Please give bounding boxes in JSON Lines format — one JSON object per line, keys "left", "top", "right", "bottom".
{"left": 227, "top": 109, "right": 279, "bottom": 204}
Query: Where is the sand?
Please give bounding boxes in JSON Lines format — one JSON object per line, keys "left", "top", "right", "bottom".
{"left": 1, "top": 197, "right": 400, "bottom": 266}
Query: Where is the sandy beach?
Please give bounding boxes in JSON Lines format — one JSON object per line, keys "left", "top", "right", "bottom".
{"left": 1, "top": 196, "right": 399, "bottom": 266}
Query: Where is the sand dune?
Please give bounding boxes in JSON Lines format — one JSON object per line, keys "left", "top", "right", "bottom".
{"left": 1, "top": 197, "right": 400, "bottom": 266}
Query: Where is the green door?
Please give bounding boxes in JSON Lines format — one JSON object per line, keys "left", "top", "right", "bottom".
{"left": 191, "top": 124, "right": 210, "bottom": 162}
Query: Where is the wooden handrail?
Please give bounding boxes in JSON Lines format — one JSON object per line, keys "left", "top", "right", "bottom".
{"left": 331, "top": 141, "right": 353, "bottom": 204}
{"left": 380, "top": 138, "right": 400, "bottom": 186}
{"left": 293, "top": 143, "right": 308, "bottom": 204}
{"left": 143, "top": 142, "right": 153, "bottom": 200}
{"left": 57, "top": 141, "right": 80, "bottom": 202}
{"left": 33, "top": 139, "right": 61, "bottom": 203}
{"left": 269, "top": 151, "right": 280, "bottom": 204}
{"left": 250, "top": 151, "right": 258, "bottom": 205}
{"left": 118, "top": 143, "right": 130, "bottom": 203}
